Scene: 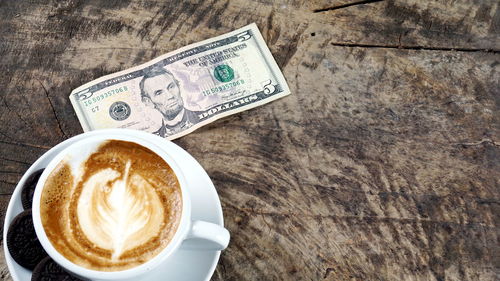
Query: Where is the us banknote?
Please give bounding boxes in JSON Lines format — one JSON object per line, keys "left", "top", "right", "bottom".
{"left": 69, "top": 23, "right": 290, "bottom": 140}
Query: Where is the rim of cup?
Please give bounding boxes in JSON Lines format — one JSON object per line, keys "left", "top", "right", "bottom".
{"left": 32, "top": 132, "right": 191, "bottom": 280}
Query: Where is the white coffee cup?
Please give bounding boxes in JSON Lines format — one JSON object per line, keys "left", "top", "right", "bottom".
{"left": 32, "top": 130, "right": 230, "bottom": 281}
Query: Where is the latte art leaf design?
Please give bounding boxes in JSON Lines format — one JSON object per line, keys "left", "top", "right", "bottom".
{"left": 77, "top": 160, "right": 165, "bottom": 260}
{"left": 41, "top": 140, "right": 182, "bottom": 271}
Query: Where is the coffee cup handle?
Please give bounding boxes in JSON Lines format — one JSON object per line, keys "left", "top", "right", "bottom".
{"left": 183, "top": 221, "right": 230, "bottom": 250}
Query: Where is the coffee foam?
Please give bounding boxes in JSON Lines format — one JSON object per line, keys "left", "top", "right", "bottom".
{"left": 40, "top": 140, "right": 182, "bottom": 271}
{"left": 77, "top": 161, "right": 165, "bottom": 260}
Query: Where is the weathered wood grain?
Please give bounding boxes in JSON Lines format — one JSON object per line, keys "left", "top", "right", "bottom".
{"left": 0, "top": 195, "right": 13, "bottom": 281}
{"left": 0, "top": 142, "right": 47, "bottom": 195}
{"left": 0, "top": 0, "right": 498, "bottom": 280}
{"left": 0, "top": 242, "right": 10, "bottom": 281}
{"left": 179, "top": 44, "right": 499, "bottom": 280}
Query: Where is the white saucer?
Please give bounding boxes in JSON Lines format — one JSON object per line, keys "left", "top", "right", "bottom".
{"left": 2, "top": 129, "right": 224, "bottom": 281}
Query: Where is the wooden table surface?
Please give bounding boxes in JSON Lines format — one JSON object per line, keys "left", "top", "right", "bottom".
{"left": 1, "top": 0, "right": 499, "bottom": 280}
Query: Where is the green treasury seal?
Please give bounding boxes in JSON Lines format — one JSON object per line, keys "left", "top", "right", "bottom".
{"left": 214, "top": 64, "right": 234, "bottom": 83}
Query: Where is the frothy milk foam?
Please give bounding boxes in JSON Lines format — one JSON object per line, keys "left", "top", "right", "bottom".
{"left": 40, "top": 140, "right": 182, "bottom": 271}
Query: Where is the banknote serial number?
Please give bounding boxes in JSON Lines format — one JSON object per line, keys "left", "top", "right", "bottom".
{"left": 83, "top": 86, "right": 129, "bottom": 107}
{"left": 202, "top": 79, "right": 245, "bottom": 96}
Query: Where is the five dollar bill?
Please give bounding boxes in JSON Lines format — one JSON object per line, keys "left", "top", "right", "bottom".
{"left": 69, "top": 23, "right": 291, "bottom": 140}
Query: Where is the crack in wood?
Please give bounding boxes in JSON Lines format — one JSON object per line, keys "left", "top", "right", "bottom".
{"left": 0, "top": 170, "right": 22, "bottom": 175}
{"left": 0, "top": 139, "right": 50, "bottom": 150}
{"left": 330, "top": 42, "right": 500, "bottom": 53}
{"left": 0, "top": 156, "right": 30, "bottom": 165}
{"left": 0, "top": 96, "right": 36, "bottom": 132}
{"left": 37, "top": 80, "right": 68, "bottom": 139}
{"left": 476, "top": 199, "right": 500, "bottom": 205}
{"left": 313, "top": 0, "right": 384, "bottom": 13}
{"left": 0, "top": 179, "right": 17, "bottom": 186}
{"left": 0, "top": 130, "right": 16, "bottom": 142}
{"left": 454, "top": 139, "right": 499, "bottom": 147}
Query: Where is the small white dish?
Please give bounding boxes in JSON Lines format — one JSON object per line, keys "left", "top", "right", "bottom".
{"left": 3, "top": 129, "right": 224, "bottom": 281}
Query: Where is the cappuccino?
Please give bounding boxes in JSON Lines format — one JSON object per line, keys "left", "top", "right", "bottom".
{"left": 39, "top": 140, "right": 182, "bottom": 271}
